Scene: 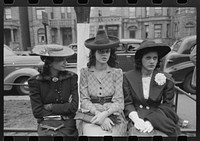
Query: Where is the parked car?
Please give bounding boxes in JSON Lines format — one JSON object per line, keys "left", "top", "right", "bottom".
{"left": 161, "top": 35, "right": 196, "bottom": 94}
{"left": 4, "top": 45, "right": 41, "bottom": 95}
{"left": 66, "top": 43, "right": 77, "bottom": 63}
{"left": 116, "top": 38, "right": 143, "bottom": 72}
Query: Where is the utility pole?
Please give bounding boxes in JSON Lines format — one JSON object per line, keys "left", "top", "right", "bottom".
{"left": 42, "top": 11, "right": 48, "bottom": 44}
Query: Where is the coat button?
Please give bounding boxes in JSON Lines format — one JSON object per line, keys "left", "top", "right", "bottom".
{"left": 146, "top": 106, "right": 150, "bottom": 110}
{"left": 56, "top": 99, "right": 59, "bottom": 102}
{"left": 139, "top": 105, "right": 143, "bottom": 108}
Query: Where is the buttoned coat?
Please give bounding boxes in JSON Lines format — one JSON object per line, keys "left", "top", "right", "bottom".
{"left": 123, "top": 69, "right": 180, "bottom": 136}
{"left": 28, "top": 71, "right": 79, "bottom": 121}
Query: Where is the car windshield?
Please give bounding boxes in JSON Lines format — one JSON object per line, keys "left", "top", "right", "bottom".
{"left": 172, "top": 40, "right": 182, "bottom": 52}
{"left": 4, "top": 45, "right": 17, "bottom": 57}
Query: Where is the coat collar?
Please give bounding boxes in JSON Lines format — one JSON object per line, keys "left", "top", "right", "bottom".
{"left": 36, "top": 71, "right": 74, "bottom": 81}
{"left": 125, "top": 69, "right": 166, "bottom": 104}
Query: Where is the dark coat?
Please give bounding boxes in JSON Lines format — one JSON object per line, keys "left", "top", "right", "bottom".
{"left": 123, "top": 69, "right": 180, "bottom": 136}
{"left": 28, "top": 71, "right": 79, "bottom": 122}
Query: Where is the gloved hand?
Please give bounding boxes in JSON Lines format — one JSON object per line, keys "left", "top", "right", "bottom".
{"left": 141, "top": 120, "right": 154, "bottom": 133}
{"left": 133, "top": 118, "right": 146, "bottom": 131}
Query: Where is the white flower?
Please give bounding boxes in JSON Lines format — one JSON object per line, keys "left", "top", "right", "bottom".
{"left": 154, "top": 73, "right": 166, "bottom": 86}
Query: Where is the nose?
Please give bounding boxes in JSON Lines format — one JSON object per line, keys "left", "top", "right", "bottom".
{"left": 150, "top": 58, "right": 155, "bottom": 63}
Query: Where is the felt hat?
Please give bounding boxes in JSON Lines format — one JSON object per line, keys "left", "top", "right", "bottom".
{"left": 84, "top": 29, "right": 120, "bottom": 50}
{"left": 135, "top": 40, "right": 171, "bottom": 59}
{"left": 32, "top": 44, "right": 74, "bottom": 57}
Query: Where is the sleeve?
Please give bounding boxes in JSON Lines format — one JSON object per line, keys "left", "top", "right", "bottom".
{"left": 79, "top": 68, "right": 99, "bottom": 115}
{"left": 123, "top": 74, "right": 136, "bottom": 118}
{"left": 107, "top": 69, "right": 124, "bottom": 114}
{"left": 51, "top": 74, "right": 79, "bottom": 115}
{"left": 28, "top": 76, "right": 52, "bottom": 119}
{"left": 190, "top": 46, "right": 196, "bottom": 65}
{"left": 159, "top": 73, "right": 176, "bottom": 108}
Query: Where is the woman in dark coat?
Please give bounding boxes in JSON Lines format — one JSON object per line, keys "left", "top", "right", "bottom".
{"left": 28, "top": 44, "right": 79, "bottom": 136}
{"left": 123, "top": 40, "right": 181, "bottom": 136}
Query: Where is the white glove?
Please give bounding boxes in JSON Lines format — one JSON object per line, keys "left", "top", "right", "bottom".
{"left": 141, "top": 120, "right": 154, "bottom": 133}
{"left": 129, "top": 111, "right": 145, "bottom": 131}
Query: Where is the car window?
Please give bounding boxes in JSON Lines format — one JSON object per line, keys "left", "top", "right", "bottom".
{"left": 116, "top": 43, "right": 125, "bottom": 52}
{"left": 127, "top": 43, "right": 141, "bottom": 52}
{"left": 4, "top": 45, "right": 17, "bottom": 57}
{"left": 181, "top": 40, "right": 196, "bottom": 54}
{"left": 172, "top": 40, "right": 182, "bottom": 52}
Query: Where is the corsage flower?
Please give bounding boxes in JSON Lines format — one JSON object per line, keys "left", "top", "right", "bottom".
{"left": 154, "top": 73, "right": 166, "bottom": 86}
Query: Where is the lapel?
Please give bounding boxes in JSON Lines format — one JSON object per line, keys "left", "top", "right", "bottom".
{"left": 125, "top": 69, "right": 145, "bottom": 104}
{"left": 148, "top": 69, "right": 165, "bottom": 101}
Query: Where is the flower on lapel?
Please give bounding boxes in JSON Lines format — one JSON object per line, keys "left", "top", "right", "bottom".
{"left": 154, "top": 73, "right": 166, "bottom": 86}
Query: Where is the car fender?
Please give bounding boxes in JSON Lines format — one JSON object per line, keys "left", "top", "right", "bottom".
{"left": 4, "top": 68, "right": 39, "bottom": 90}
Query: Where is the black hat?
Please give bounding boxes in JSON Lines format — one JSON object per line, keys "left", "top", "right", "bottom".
{"left": 135, "top": 40, "right": 171, "bottom": 59}
{"left": 84, "top": 29, "right": 120, "bottom": 50}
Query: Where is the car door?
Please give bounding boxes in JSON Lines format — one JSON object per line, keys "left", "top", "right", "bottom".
{"left": 116, "top": 43, "right": 136, "bottom": 72}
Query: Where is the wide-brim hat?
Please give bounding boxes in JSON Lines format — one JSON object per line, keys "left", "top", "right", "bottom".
{"left": 32, "top": 44, "right": 74, "bottom": 57}
{"left": 135, "top": 40, "right": 171, "bottom": 60}
{"left": 84, "top": 29, "right": 120, "bottom": 50}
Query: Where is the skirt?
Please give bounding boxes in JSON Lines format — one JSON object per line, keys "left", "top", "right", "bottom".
{"left": 80, "top": 114, "right": 127, "bottom": 136}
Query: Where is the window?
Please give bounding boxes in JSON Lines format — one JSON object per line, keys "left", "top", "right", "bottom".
{"left": 51, "top": 29, "right": 57, "bottom": 43}
{"left": 154, "top": 24, "right": 162, "bottom": 38}
{"left": 129, "top": 8, "right": 136, "bottom": 18}
{"left": 36, "top": 8, "right": 45, "bottom": 19}
{"left": 145, "top": 25, "right": 149, "bottom": 38}
{"left": 106, "top": 25, "right": 119, "bottom": 37}
{"left": 145, "top": 7, "right": 150, "bottom": 17}
{"left": 38, "top": 28, "right": 45, "bottom": 43}
{"left": 5, "top": 8, "right": 12, "bottom": 20}
{"left": 129, "top": 30, "right": 136, "bottom": 38}
{"left": 61, "top": 7, "right": 65, "bottom": 19}
{"left": 67, "top": 7, "right": 72, "bottom": 18}
{"left": 155, "top": 7, "right": 162, "bottom": 16}
{"left": 167, "top": 24, "right": 170, "bottom": 38}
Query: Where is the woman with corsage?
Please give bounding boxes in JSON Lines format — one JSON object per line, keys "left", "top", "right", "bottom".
{"left": 78, "top": 29, "right": 127, "bottom": 136}
{"left": 123, "top": 40, "right": 181, "bottom": 136}
{"left": 28, "top": 44, "right": 79, "bottom": 136}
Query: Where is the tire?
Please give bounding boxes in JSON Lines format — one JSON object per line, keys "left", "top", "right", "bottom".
{"left": 182, "top": 72, "right": 196, "bottom": 94}
{"left": 15, "top": 77, "right": 30, "bottom": 95}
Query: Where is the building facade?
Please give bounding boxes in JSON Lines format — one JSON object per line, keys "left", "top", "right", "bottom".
{"left": 89, "top": 7, "right": 196, "bottom": 45}
{"left": 4, "top": 7, "right": 196, "bottom": 50}
{"left": 4, "top": 7, "right": 21, "bottom": 50}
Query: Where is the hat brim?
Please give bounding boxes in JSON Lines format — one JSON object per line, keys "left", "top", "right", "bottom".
{"left": 32, "top": 44, "right": 74, "bottom": 57}
{"left": 85, "top": 36, "right": 120, "bottom": 50}
{"left": 135, "top": 45, "right": 171, "bottom": 59}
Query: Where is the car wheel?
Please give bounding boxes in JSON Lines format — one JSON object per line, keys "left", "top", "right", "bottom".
{"left": 15, "top": 77, "right": 30, "bottom": 95}
{"left": 183, "top": 72, "right": 196, "bottom": 94}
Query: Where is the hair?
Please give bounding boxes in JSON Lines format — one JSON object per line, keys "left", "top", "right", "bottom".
{"left": 87, "top": 48, "right": 118, "bottom": 68}
{"left": 39, "top": 56, "right": 54, "bottom": 75}
{"left": 135, "top": 48, "right": 161, "bottom": 70}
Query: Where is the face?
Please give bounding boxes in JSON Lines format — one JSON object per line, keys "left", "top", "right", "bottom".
{"left": 95, "top": 49, "right": 111, "bottom": 64}
{"left": 50, "top": 57, "right": 68, "bottom": 72}
{"left": 141, "top": 51, "right": 158, "bottom": 72}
